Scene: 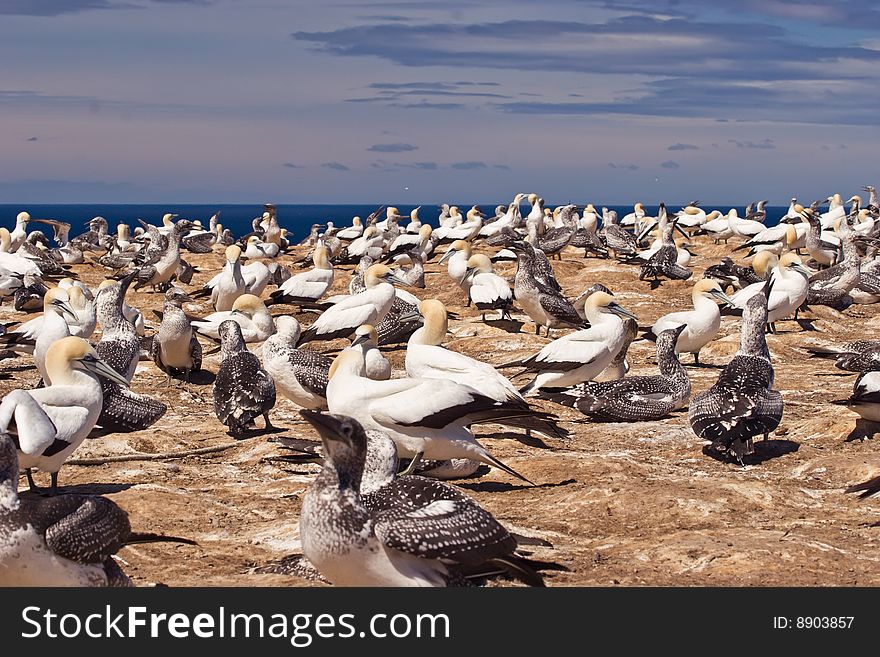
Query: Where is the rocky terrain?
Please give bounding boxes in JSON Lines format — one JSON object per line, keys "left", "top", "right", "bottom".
{"left": 2, "top": 237, "right": 879, "bottom": 586}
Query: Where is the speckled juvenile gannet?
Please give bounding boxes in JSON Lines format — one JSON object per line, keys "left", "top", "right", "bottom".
{"left": 213, "top": 320, "right": 276, "bottom": 436}
{"left": 298, "top": 412, "right": 545, "bottom": 587}
{"left": 704, "top": 256, "right": 766, "bottom": 290}
{"left": 0, "top": 337, "right": 129, "bottom": 493}
{"left": 261, "top": 316, "right": 331, "bottom": 410}
{"left": 132, "top": 219, "right": 191, "bottom": 291}
{"left": 327, "top": 349, "right": 553, "bottom": 482}
{"left": 806, "top": 339, "right": 880, "bottom": 373}
{"left": 298, "top": 264, "right": 406, "bottom": 344}
{"left": 463, "top": 253, "right": 513, "bottom": 321}
{"left": 269, "top": 244, "right": 334, "bottom": 306}
{"left": 689, "top": 279, "right": 783, "bottom": 464}
{"left": 647, "top": 279, "right": 734, "bottom": 365}
{"left": 639, "top": 216, "right": 692, "bottom": 282}
{"left": 0, "top": 432, "right": 196, "bottom": 586}
{"left": 501, "top": 291, "right": 638, "bottom": 395}
{"left": 510, "top": 241, "right": 583, "bottom": 335}
{"left": 192, "top": 293, "right": 275, "bottom": 343}
{"left": 151, "top": 287, "right": 202, "bottom": 382}
{"left": 539, "top": 324, "right": 691, "bottom": 422}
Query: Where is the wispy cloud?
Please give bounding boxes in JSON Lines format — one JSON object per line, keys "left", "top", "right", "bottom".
{"left": 451, "top": 161, "right": 488, "bottom": 170}
{"left": 282, "top": 162, "right": 303, "bottom": 168}
{"left": 322, "top": 162, "right": 350, "bottom": 171}
{"left": 25, "top": 136, "right": 39, "bottom": 142}
{"left": 661, "top": 160, "right": 680, "bottom": 169}
{"left": 0, "top": 0, "right": 211, "bottom": 17}
{"left": 608, "top": 162, "right": 639, "bottom": 170}
{"left": 366, "top": 142, "right": 418, "bottom": 152}
{"left": 728, "top": 138, "right": 775, "bottom": 149}
{"left": 667, "top": 143, "right": 698, "bottom": 151}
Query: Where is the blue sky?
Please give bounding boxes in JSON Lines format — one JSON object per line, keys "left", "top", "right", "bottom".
{"left": 1, "top": 0, "right": 878, "bottom": 204}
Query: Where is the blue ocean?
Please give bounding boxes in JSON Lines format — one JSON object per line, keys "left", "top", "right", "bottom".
{"left": 0, "top": 203, "right": 787, "bottom": 243}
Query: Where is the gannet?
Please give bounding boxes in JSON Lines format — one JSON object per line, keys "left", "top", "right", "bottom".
{"left": 806, "top": 340, "right": 880, "bottom": 373}
{"left": 326, "top": 349, "right": 554, "bottom": 481}
{"left": 151, "top": 287, "right": 202, "bottom": 383}
{"left": 33, "top": 288, "right": 77, "bottom": 382}
{"left": 390, "top": 250, "right": 425, "bottom": 289}
{"left": 463, "top": 253, "right": 513, "bottom": 320}
{"left": 510, "top": 241, "right": 583, "bottom": 335}
{"left": 298, "top": 412, "right": 546, "bottom": 587}
{"left": 8, "top": 212, "right": 31, "bottom": 252}
{"left": 0, "top": 336, "right": 129, "bottom": 493}
{"left": 336, "top": 216, "right": 364, "bottom": 241}
{"left": 261, "top": 316, "right": 331, "bottom": 410}
{"left": 344, "top": 225, "right": 384, "bottom": 261}
{"left": 385, "top": 224, "right": 432, "bottom": 261}
{"left": 502, "top": 291, "right": 638, "bottom": 395}
{"left": 539, "top": 324, "right": 691, "bottom": 422}
{"left": 729, "top": 253, "right": 811, "bottom": 329}
{"left": 192, "top": 293, "right": 275, "bottom": 343}
{"left": 298, "top": 264, "right": 405, "bottom": 344}
{"left": 269, "top": 244, "right": 334, "bottom": 306}
{"left": 620, "top": 202, "right": 646, "bottom": 229}
{"left": 675, "top": 205, "right": 710, "bottom": 231}
{"left": 132, "top": 219, "right": 191, "bottom": 291}
{"left": 570, "top": 205, "right": 608, "bottom": 258}
{"left": 156, "top": 212, "right": 179, "bottom": 236}
{"left": 94, "top": 276, "right": 166, "bottom": 432}
{"left": 727, "top": 209, "right": 765, "bottom": 240}
{"left": 592, "top": 316, "right": 637, "bottom": 382}
{"left": 735, "top": 224, "right": 798, "bottom": 257}
{"left": 0, "top": 432, "right": 196, "bottom": 585}
{"left": 213, "top": 320, "right": 276, "bottom": 436}
{"left": 350, "top": 324, "right": 391, "bottom": 380}
{"left": 819, "top": 193, "right": 846, "bottom": 229}
{"left": 438, "top": 240, "right": 473, "bottom": 297}
{"left": 0, "top": 228, "right": 42, "bottom": 277}
{"left": 648, "top": 279, "right": 734, "bottom": 365}
{"left": 440, "top": 206, "right": 484, "bottom": 243}
{"left": 599, "top": 207, "right": 637, "bottom": 258}
{"left": 405, "top": 206, "right": 422, "bottom": 234}
{"left": 639, "top": 216, "right": 692, "bottom": 282}
{"left": 689, "top": 279, "right": 783, "bottom": 464}
{"left": 535, "top": 205, "right": 578, "bottom": 260}
{"left": 697, "top": 212, "right": 733, "bottom": 243}
{"left": 802, "top": 208, "right": 841, "bottom": 267}
{"left": 243, "top": 235, "right": 280, "bottom": 259}
{"left": 207, "top": 245, "right": 246, "bottom": 311}
{"left": 478, "top": 194, "right": 527, "bottom": 238}
{"left": 833, "top": 371, "right": 880, "bottom": 422}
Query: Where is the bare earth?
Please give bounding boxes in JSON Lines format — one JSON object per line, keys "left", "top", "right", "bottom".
{"left": 2, "top": 238, "right": 879, "bottom": 587}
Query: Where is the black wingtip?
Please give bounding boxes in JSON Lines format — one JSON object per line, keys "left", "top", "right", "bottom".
{"left": 126, "top": 533, "right": 199, "bottom": 547}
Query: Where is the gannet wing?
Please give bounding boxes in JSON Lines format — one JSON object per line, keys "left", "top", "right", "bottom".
{"left": 0, "top": 390, "right": 62, "bottom": 456}
{"left": 369, "top": 380, "right": 490, "bottom": 428}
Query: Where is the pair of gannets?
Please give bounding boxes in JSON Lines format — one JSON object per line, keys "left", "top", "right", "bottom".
{"left": 199, "top": 244, "right": 271, "bottom": 311}
{"left": 510, "top": 241, "right": 583, "bottom": 335}
{"left": 269, "top": 244, "right": 334, "bottom": 306}
{"left": 192, "top": 293, "right": 275, "bottom": 342}
{"left": 463, "top": 254, "right": 513, "bottom": 320}
{"left": 729, "top": 253, "right": 812, "bottom": 328}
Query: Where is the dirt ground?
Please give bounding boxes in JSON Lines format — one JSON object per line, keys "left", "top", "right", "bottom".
{"left": 2, "top": 236, "right": 879, "bottom": 587}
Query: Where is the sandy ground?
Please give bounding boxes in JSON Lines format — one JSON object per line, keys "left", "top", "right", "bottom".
{"left": 2, "top": 236, "right": 879, "bottom": 587}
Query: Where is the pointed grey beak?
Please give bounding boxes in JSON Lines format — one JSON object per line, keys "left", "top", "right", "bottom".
{"left": 386, "top": 272, "right": 411, "bottom": 287}
{"left": 54, "top": 300, "right": 77, "bottom": 320}
{"left": 710, "top": 289, "right": 735, "bottom": 306}
{"left": 608, "top": 301, "right": 638, "bottom": 322}
{"left": 398, "top": 309, "right": 422, "bottom": 323}
{"left": 792, "top": 263, "right": 813, "bottom": 277}
{"left": 83, "top": 355, "right": 130, "bottom": 387}
{"left": 350, "top": 333, "right": 370, "bottom": 348}
{"left": 438, "top": 249, "right": 455, "bottom": 264}
{"left": 463, "top": 267, "right": 477, "bottom": 281}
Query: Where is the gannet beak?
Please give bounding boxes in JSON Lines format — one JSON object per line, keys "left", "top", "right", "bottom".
{"left": 54, "top": 300, "right": 77, "bottom": 320}
{"left": 608, "top": 301, "right": 638, "bottom": 321}
{"left": 398, "top": 309, "right": 422, "bottom": 323}
{"left": 299, "top": 410, "right": 354, "bottom": 448}
{"left": 386, "top": 272, "right": 411, "bottom": 287}
{"left": 438, "top": 250, "right": 455, "bottom": 264}
{"left": 82, "top": 355, "right": 130, "bottom": 387}
{"left": 793, "top": 263, "right": 813, "bottom": 277}
{"left": 463, "top": 267, "right": 477, "bottom": 281}
{"left": 675, "top": 224, "right": 690, "bottom": 239}
{"left": 710, "top": 289, "right": 735, "bottom": 306}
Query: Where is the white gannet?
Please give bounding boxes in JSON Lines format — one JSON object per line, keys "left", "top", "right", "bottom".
{"left": 727, "top": 209, "right": 765, "bottom": 240}
{"left": 0, "top": 336, "right": 129, "bottom": 493}
{"left": 463, "top": 253, "right": 513, "bottom": 321}
{"left": 478, "top": 193, "right": 527, "bottom": 238}
{"left": 405, "top": 206, "right": 422, "bottom": 233}
{"left": 350, "top": 324, "right": 391, "bottom": 380}
{"left": 261, "top": 316, "right": 331, "bottom": 410}
{"left": 697, "top": 211, "right": 734, "bottom": 243}
{"left": 689, "top": 279, "right": 782, "bottom": 463}
{"left": 243, "top": 235, "right": 280, "bottom": 259}
{"left": 298, "top": 411, "right": 546, "bottom": 587}
{"left": 734, "top": 223, "right": 798, "bottom": 258}
{"left": 336, "top": 216, "right": 364, "bottom": 241}
{"left": 538, "top": 324, "right": 691, "bottom": 422}
{"left": 441, "top": 206, "right": 484, "bottom": 242}
{"left": 345, "top": 225, "right": 384, "bottom": 261}
{"left": 620, "top": 202, "right": 647, "bottom": 229}
{"left": 385, "top": 224, "right": 432, "bottom": 261}
{"left": 269, "top": 244, "right": 334, "bottom": 306}
{"left": 208, "top": 245, "right": 246, "bottom": 311}
{"left": 648, "top": 279, "right": 734, "bottom": 365}
{"left": 834, "top": 371, "right": 880, "bottom": 422}
{"left": 8, "top": 212, "right": 31, "bottom": 252}
{"left": 34, "top": 289, "right": 77, "bottom": 383}
{"left": 438, "top": 239, "right": 473, "bottom": 295}
{"left": 192, "top": 293, "right": 275, "bottom": 343}
{"left": 730, "top": 253, "right": 811, "bottom": 329}
{"left": 326, "top": 349, "right": 557, "bottom": 481}
{"left": 151, "top": 287, "right": 202, "bottom": 383}
{"left": 298, "top": 264, "right": 406, "bottom": 344}
{"left": 212, "top": 320, "right": 276, "bottom": 437}
{"left": 502, "top": 291, "right": 638, "bottom": 395}
{"left": 0, "top": 228, "right": 42, "bottom": 277}
{"left": 819, "top": 193, "right": 846, "bottom": 229}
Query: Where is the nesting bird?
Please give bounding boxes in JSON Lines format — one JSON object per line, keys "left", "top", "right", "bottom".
{"left": 151, "top": 287, "right": 202, "bottom": 383}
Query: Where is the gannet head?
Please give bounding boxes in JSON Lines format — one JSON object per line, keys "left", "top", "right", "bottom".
{"left": 218, "top": 319, "right": 246, "bottom": 353}
{"left": 164, "top": 286, "right": 190, "bottom": 307}
{"left": 438, "top": 239, "right": 470, "bottom": 264}
{"left": 47, "top": 336, "right": 129, "bottom": 387}
{"left": 225, "top": 244, "right": 242, "bottom": 264}
{"left": 16, "top": 211, "right": 30, "bottom": 225}
{"left": 352, "top": 216, "right": 362, "bottom": 227}
{"left": 779, "top": 252, "right": 812, "bottom": 278}
{"left": 231, "top": 294, "right": 266, "bottom": 319}
{"left": 464, "top": 253, "right": 493, "bottom": 280}
{"left": 418, "top": 224, "right": 433, "bottom": 240}
{"left": 274, "top": 315, "right": 302, "bottom": 343}
{"left": 299, "top": 410, "right": 367, "bottom": 471}
{"left": 586, "top": 291, "right": 638, "bottom": 321}
{"left": 410, "top": 206, "right": 421, "bottom": 220}
{"left": 656, "top": 322, "right": 688, "bottom": 351}
{"left": 527, "top": 193, "right": 538, "bottom": 205}
{"left": 751, "top": 251, "right": 779, "bottom": 278}
{"left": 313, "top": 244, "right": 331, "bottom": 269}
{"left": 693, "top": 278, "right": 734, "bottom": 306}
{"left": 43, "top": 287, "right": 76, "bottom": 319}
{"left": 351, "top": 324, "right": 379, "bottom": 348}
{"left": 363, "top": 226, "right": 378, "bottom": 239}
{"left": 364, "top": 263, "right": 408, "bottom": 288}
{"left": 467, "top": 205, "right": 485, "bottom": 221}
{"left": 328, "top": 348, "right": 366, "bottom": 380}
{"left": 162, "top": 213, "right": 177, "bottom": 226}
{"left": 414, "top": 299, "right": 447, "bottom": 345}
